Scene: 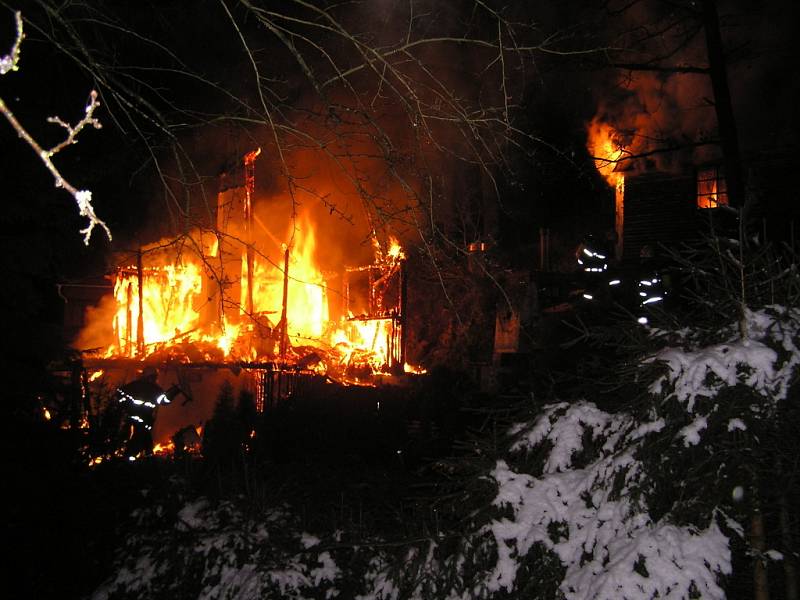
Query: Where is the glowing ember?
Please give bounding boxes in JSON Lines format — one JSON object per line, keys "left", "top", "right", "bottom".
{"left": 152, "top": 441, "right": 174, "bottom": 455}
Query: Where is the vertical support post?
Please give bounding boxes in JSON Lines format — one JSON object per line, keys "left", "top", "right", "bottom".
{"left": 243, "top": 149, "right": 260, "bottom": 319}
{"left": 137, "top": 250, "right": 145, "bottom": 357}
{"left": 368, "top": 269, "right": 375, "bottom": 315}
{"left": 125, "top": 281, "right": 133, "bottom": 357}
{"left": 539, "top": 228, "right": 551, "bottom": 271}
{"left": 245, "top": 247, "right": 254, "bottom": 317}
{"left": 244, "top": 192, "right": 254, "bottom": 318}
{"left": 539, "top": 228, "right": 544, "bottom": 271}
{"left": 69, "top": 361, "right": 82, "bottom": 431}
{"left": 615, "top": 177, "right": 625, "bottom": 263}
{"left": 399, "top": 258, "right": 408, "bottom": 369}
{"left": 343, "top": 270, "right": 350, "bottom": 317}
{"left": 279, "top": 246, "right": 290, "bottom": 363}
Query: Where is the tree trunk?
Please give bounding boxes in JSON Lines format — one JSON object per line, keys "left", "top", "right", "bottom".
{"left": 780, "top": 491, "right": 799, "bottom": 600}
{"left": 701, "top": 0, "right": 746, "bottom": 213}
{"left": 751, "top": 508, "right": 770, "bottom": 600}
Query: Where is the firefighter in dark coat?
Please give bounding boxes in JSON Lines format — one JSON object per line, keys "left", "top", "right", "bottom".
{"left": 115, "top": 368, "right": 175, "bottom": 458}
{"left": 575, "top": 234, "right": 611, "bottom": 304}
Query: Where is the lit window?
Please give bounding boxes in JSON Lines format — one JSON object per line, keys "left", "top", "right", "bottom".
{"left": 697, "top": 167, "right": 728, "bottom": 209}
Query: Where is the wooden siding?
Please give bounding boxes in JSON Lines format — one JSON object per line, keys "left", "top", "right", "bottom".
{"left": 621, "top": 173, "right": 699, "bottom": 265}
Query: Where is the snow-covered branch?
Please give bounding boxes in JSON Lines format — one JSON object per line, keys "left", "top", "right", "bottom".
{"left": 0, "top": 12, "right": 111, "bottom": 245}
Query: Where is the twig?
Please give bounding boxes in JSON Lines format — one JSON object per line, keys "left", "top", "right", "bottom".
{"left": 0, "top": 12, "right": 111, "bottom": 245}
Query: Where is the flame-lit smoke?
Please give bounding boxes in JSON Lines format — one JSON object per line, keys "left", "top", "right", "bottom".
{"left": 586, "top": 30, "right": 717, "bottom": 176}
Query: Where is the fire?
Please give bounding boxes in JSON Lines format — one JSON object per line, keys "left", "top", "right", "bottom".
{"left": 112, "top": 262, "right": 204, "bottom": 356}
{"left": 153, "top": 441, "right": 174, "bottom": 455}
{"left": 349, "top": 317, "right": 394, "bottom": 371}
{"left": 385, "top": 236, "right": 405, "bottom": 262}
{"left": 84, "top": 210, "right": 411, "bottom": 379}
{"left": 244, "top": 214, "right": 329, "bottom": 343}
{"left": 587, "top": 116, "right": 626, "bottom": 261}
{"left": 586, "top": 116, "right": 625, "bottom": 188}
{"left": 696, "top": 167, "right": 728, "bottom": 209}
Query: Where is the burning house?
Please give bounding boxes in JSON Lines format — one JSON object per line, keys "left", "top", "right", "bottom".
{"left": 60, "top": 149, "right": 418, "bottom": 459}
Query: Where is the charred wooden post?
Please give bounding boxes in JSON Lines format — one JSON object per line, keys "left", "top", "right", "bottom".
{"left": 243, "top": 150, "right": 259, "bottom": 318}
{"left": 399, "top": 258, "right": 407, "bottom": 369}
{"left": 69, "top": 360, "right": 83, "bottom": 431}
{"left": 279, "top": 246, "right": 290, "bottom": 363}
{"left": 614, "top": 179, "right": 624, "bottom": 262}
{"left": 136, "top": 249, "right": 145, "bottom": 357}
{"left": 343, "top": 269, "right": 350, "bottom": 318}
{"left": 245, "top": 245, "right": 254, "bottom": 317}
{"left": 368, "top": 268, "right": 375, "bottom": 315}
{"left": 125, "top": 281, "right": 133, "bottom": 356}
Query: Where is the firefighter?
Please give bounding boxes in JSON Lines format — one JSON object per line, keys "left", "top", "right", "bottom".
{"left": 576, "top": 235, "right": 609, "bottom": 276}
{"left": 115, "top": 368, "right": 180, "bottom": 458}
{"left": 575, "top": 234, "right": 611, "bottom": 304}
{"left": 635, "top": 245, "right": 669, "bottom": 325}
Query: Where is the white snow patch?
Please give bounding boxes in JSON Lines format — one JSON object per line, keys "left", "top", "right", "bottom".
{"left": 177, "top": 498, "right": 209, "bottom": 530}
{"left": 679, "top": 416, "right": 708, "bottom": 447}
{"left": 727, "top": 418, "right": 747, "bottom": 432}
{"left": 311, "top": 551, "right": 341, "bottom": 586}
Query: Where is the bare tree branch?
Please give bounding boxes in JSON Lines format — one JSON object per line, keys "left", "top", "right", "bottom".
{"left": 0, "top": 12, "right": 111, "bottom": 244}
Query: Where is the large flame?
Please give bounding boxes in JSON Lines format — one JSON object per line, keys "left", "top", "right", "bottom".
{"left": 243, "top": 214, "right": 328, "bottom": 342}
{"left": 586, "top": 116, "right": 625, "bottom": 188}
{"left": 112, "top": 262, "right": 204, "bottom": 355}
{"left": 88, "top": 211, "right": 407, "bottom": 378}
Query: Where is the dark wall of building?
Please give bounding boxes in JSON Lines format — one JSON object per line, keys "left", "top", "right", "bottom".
{"left": 622, "top": 173, "right": 698, "bottom": 265}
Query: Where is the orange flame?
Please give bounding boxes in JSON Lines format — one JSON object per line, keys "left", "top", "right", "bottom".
{"left": 88, "top": 212, "right": 411, "bottom": 378}
{"left": 244, "top": 214, "right": 329, "bottom": 343}
{"left": 112, "top": 262, "right": 203, "bottom": 355}
{"left": 586, "top": 117, "right": 625, "bottom": 188}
